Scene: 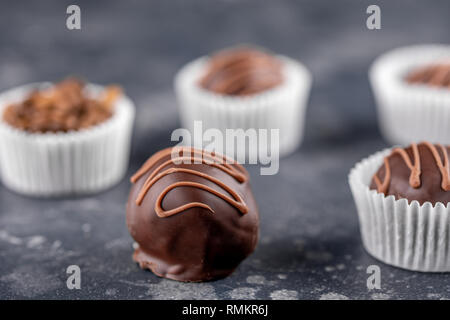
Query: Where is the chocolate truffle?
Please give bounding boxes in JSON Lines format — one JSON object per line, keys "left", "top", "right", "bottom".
{"left": 199, "top": 47, "right": 283, "bottom": 96}
{"left": 405, "top": 63, "right": 450, "bottom": 88}
{"left": 2, "top": 78, "right": 121, "bottom": 133}
{"left": 370, "top": 142, "right": 450, "bottom": 205}
{"left": 126, "top": 147, "right": 259, "bottom": 282}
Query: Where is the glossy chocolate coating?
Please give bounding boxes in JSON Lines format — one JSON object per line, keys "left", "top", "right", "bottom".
{"left": 199, "top": 47, "right": 283, "bottom": 96}
{"left": 370, "top": 142, "right": 450, "bottom": 205}
{"left": 126, "top": 148, "right": 259, "bottom": 282}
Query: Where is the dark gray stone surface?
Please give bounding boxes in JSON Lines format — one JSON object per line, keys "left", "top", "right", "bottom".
{"left": 1, "top": 0, "right": 450, "bottom": 300}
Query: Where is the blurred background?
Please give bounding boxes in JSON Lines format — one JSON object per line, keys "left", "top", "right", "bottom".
{"left": 1, "top": 0, "right": 449, "bottom": 152}
{"left": 1, "top": 0, "right": 450, "bottom": 299}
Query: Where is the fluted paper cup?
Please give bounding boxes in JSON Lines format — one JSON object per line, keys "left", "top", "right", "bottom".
{"left": 370, "top": 44, "right": 450, "bottom": 145}
{"left": 349, "top": 148, "right": 450, "bottom": 272}
{"left": 0, "top": 82, "right": 135, "bottom": 196}
{"left": 174, "top": 55, "right": 312, "bottom": 158}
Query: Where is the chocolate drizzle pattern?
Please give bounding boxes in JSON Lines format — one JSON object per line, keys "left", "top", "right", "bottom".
{"left": 373, "top": 142, "right": 450, "bottom": 194}
{"left": 199, "top": 47, "right": 283, "bottom": 96}
{"left": 130, "top": 147, "right": 249, "bottom": 218}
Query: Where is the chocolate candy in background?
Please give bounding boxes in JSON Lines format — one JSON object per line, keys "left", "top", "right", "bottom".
{"left": 199, "top": 46, "right": 283, "bottom": 96}
{"left": 126, "top": 147, "right": 259, "bottom": 282}
{"left": 370, "top": 142, "right": 450, "bottom": 205}
{"left": 2, "top": 78, "right": 121, "bottom": 133}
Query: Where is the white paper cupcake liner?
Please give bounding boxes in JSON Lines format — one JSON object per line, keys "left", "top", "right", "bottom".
{"left": 174, "top": 55, "right": 312, "bottom": 158}
{"left": 349, "top": 148, "right": 450, "bottom": 272}
{"left": 370, "top": 44, "right": 450, "bottom": 145}
{"left": 0, "top": 82, "right": 135, "bottom": 196}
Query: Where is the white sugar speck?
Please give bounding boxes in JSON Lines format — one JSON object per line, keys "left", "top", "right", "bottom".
{"left": 228, "top": 287, "right": 259, "bottom": 299}
{"left": 26, "top": 236, "right": 46, "bottom": 249}
{"left": 51, "top": 240, "right": 62, "bottom": 250}
{"left": 105, "top": 288, "right": 118, "bottom": 296}
{"left": 0, "top": 230, "right": 23, "bottom": 245}
{"left": 82, "top": 223, "right": 91, "bottom": 233}
{"left": 336, "top": 264, "right": 346, "bottom": 270}
{"left": 371, "top": 292, "right": 391, "bottom": 300}
{"left": 246, "top": 275, "right": 266, "bottom": 285}
{"left": 270, "top": 289, "right": 298, "bottom": 300}
{"left": 319, "top": 292, "right": 349, "bottom": 300}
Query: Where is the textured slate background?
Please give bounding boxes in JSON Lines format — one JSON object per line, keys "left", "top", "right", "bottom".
{"left": 0, "top": 0, "right": 450, "bottom": 300}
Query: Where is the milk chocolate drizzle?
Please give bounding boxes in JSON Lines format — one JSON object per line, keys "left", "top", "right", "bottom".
{"left": 199, "top": 48, "right": 283, "bottom": 95}
{"left": 131, "top": 147, "right": 249, "bottom": 218}
{"left": 373, "top": 142, "right": 450, "bottom": 194}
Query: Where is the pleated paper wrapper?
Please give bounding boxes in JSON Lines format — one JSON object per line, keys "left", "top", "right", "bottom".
{"left": 0, "top": 83, "right": 135, "bottom": 196}
{"left": 349, "top": 148, "right": 450, "bottom": 272}
{"left": 174, "top": 55, "right": 312, "bottom": 158}
{"left": 370, "top": 44, "right": 450, "bottom": 145}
